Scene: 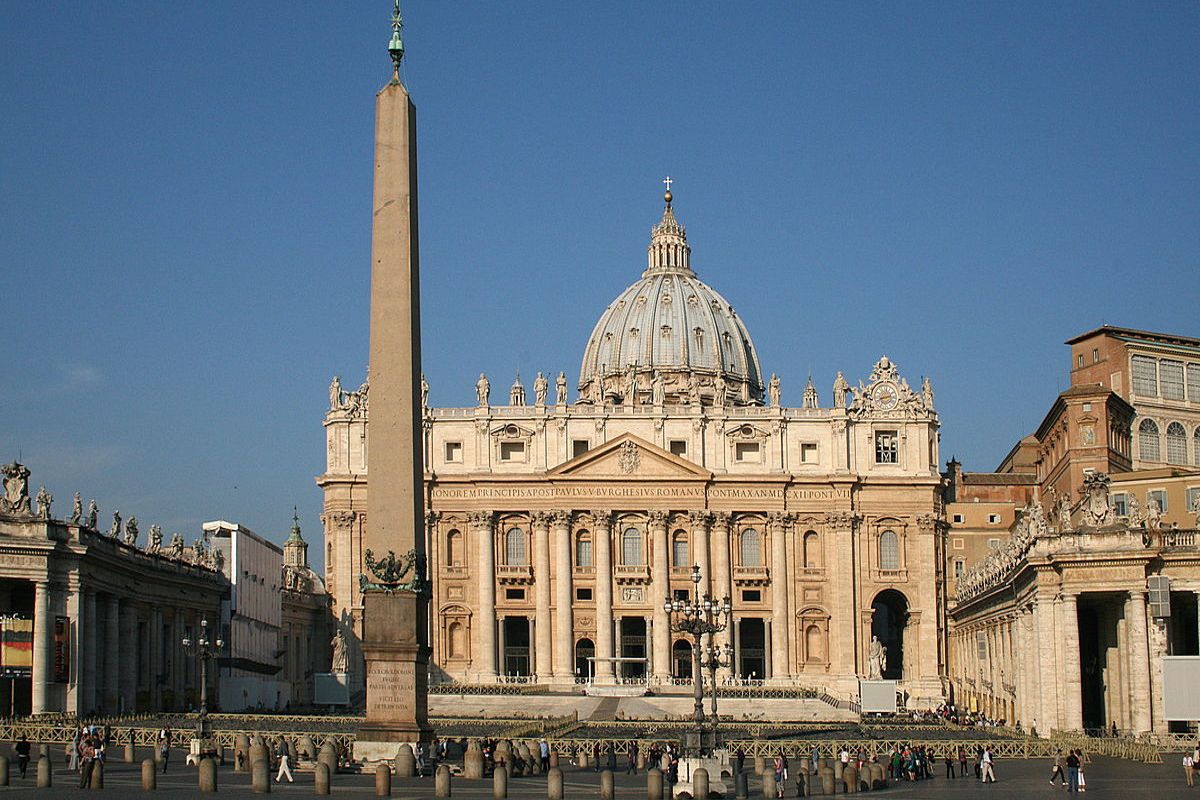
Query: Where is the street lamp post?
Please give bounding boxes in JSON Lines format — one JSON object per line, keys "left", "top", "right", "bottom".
{"left": 664, "top": 565, "right": 732, "bottom": 756}
{"left": 182, "top": 617, "right": 223, "bottom": 742}
{"left": 700, "top": 640, "right": 734, "bottom": 749}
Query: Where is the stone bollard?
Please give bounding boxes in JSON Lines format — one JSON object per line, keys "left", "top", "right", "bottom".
{"left": 734, "top": 770, "right": 748, "bottom": 800}
{"left": 547, "top": 766, "right": 564, "bottom": 800}
{"left": 200, "top": 757, "right": 218, "bottom": 792}
{"left": 637, "top": 749, "right": 646, "bottom": 771}
{"left": 375, "top": 764, "right": 392, "bottom": 796}
{"left": 36, "top": 755, "right": 51, "bottom": 788}
{"left": 647, "top": 767, "right": 664, "bottom": 800}
{"left": 299, "top": 736, "right": 316, "bottom": 761}
{"left": 252, "top": 759, "right": 271, "bottom": 793}
{"left": 796, "top": 771, "right": 808, "bottom": 797}
{"left": 142, "top": 758, "right": 157, "bottom": 790}
{"left": 761, "top": 768, "right": 776, "bottom": 798}
{"left": 464, "top": 740, "right": 484, "bottom": 779}
{"left": 819, "top": 766, "right": 834, "bottom": 795}
{"left": 38, "top": 743, "right": 50, "bottom": 759}
{"left": 0, "top": 755, "right": 7, "bottom": 787}
{"left": 125, "top": 741, "right": 136, "bottom": 763}
{"left": 318, "top": 742, "right": 338, "bottom": 777}
{"left": 315, "top": 762, "right": 331, "bottom": 795}
{"left": 493, "top": 764, "right": 508, "bottom": 799}
{"left": 579, "top": 750, "right": 589, "bottom": 769}
{"left": 549, "top": 751, "right": 559, "bottom": 769}
{"left": 834, "top": 759, "right": 843, "bottom": 782}
{"left": 600, "top": 768, "right": 616, "bottom": 800}
{"left": 436, "top": 764, "right": 452, "bottom": 797}
{"left": 91, "top": 760, "right": 104, "bottom": 789}
{"left": 843, "top": 765, "right": 858, "bottom": 794}
{"left": 250, "top": 742, "right": 268, "bottom": 766}
{"left": 754, "top": 755, "right": 765, "bottom": 775}
{"left": 869, "top": 763, "right": 885, "bottom": 790}
{"left": 693, "top": 766, "right": 709, "bottom": 800}
{"left": 395, "top": 743, "right": 416, "bottom": 778}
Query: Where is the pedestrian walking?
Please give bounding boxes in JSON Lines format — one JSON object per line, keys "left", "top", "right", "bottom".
{"left": 275, "top": 747, "right": 294, "bottom": 783}
{"left": 1078, "top": 759, "right": 1087, "bottom": 792}
{"left": 980, "top": 748, "right": 996, "bottom": 783}
{"left": 627, "top": 741, "right": 638, "bottom": 774}
{"left": 1050, "top": 749, "right": 1066, "bottom": 786}
{"left": 78, "top": 735, "right": 96, "bottom": 789}
{"left": 159, "top": 730, "right": 171, "bottom": 774}
{"left": 15, "top": 736, "right": 30, "bottom": 778}
{"left": 944, "top": 751, "right": 955, "bottom": 778}
{"left": 1183, "top": 752, "right": 1195, "bottom": 787}
{"left": 958, "top": 746, "right": 968, "bottom": 779}
{"left": 540, "top": 739, "right": 550, "bottom": 773}
{"left": 1066, "top": 749, "right": 1081, "bottom": 793}
{"left": 773, "top": 755, "right": 785, "bottom": 799}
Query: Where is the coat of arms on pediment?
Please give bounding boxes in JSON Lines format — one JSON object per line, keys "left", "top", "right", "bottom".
{"left": 548, "top": 433, "right": 711, "bottom": 479}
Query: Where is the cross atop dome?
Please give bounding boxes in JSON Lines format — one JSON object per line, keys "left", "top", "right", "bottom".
{"left": 647, "top": 178, "right": 691, "bottom": 277}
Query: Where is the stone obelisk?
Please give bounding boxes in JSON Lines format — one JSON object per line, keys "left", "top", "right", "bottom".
{"left": 355, "top": 2, "right": 432, "bottom": 760}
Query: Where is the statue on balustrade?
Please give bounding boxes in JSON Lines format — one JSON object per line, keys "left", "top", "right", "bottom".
{"left": 35, "top": 487, "right": 52, "bottom": 520}
{"left": 70, "top": 492, "right": 82, "bottom": 524}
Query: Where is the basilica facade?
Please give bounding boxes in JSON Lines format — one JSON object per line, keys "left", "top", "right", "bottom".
{"left": 319, "top": 193, "right": 948, "bottom": 704}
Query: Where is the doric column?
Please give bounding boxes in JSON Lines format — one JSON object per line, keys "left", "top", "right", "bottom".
{"left": 1060, "top": 592, "right": 1083, "bottom": 731}
{"left": 31, "top": 581, "right": 52, "bottom": 714}
{"left": 689, "top": 510, "right": 712, "bottom": 594}
{"left": 469, "top": 511, "right": 496, "bottom": 680}
{"left": 104, "top": 595, "right": 120, "bottom": 713}
{"left": 592, "top": 510, "right": 614, "bottom": 678}
{"left": 1127, "top": 589, "right": 1152, "bottom": 733}
{"left": 151, "top": 607, "right": 164, "bottom": 711}
{"left": 649, "top": 510, "right": 670, "bottom": 681}
{"left": 1148, "top": 615, "right": 1167, "bottom": 733}
{"left": 82, "top": 590, "right": 97, "bottom": 714}
{"left": 119, "top": 601, "right": 139, "bottom": 712}
{"left": 531, "top": 512, "right": 553, "bottom": 680}
{"left": 552, "top": 511, "right": 574, "bottom": 680}
{"left": 711, "top": 512, "right": 732, "bottom": 674}
{"left": 1034, "top": 595, "right": 1058, "bottom": 732}
{"left": 768, "top": 512, "right": 790, "bottom": 681}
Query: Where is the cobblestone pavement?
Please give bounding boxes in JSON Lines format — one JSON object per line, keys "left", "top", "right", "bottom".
{"left": 0, "top": 755, "right": 1196, "bottom": 798}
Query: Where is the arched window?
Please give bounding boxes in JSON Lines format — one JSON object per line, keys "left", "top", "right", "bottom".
{"left": 879, "top": 530, "right": 900, "bottom": 571}
{"left": 505, "top": 527, "right": 526, "bottom": 565}
{"left": 446, "top": 529, "right": 463, "bottom": 567}
{"left": 1166, "top": 422, "right": 1187, "bottom": 465}
{"left": 622, "top": 527, "right": 644, "bottom": 566}
{"left": 740, "top": 529, "right": 762, "bottom": 567}
{"left": 1139, "top": 419, "right": 1161, "bottom": 462}
{"left": 803, "top": 531, "right": 820, "bottom": 569}
{"left": 1194, "top": 427, "right": 1200, "bottom": 466}
{"left": 672, "top": 531, "right": 689, "bottom": 567}
{"left": 805, "top": 624, "right": 824, "bottom": 663}
{"left": 575, "top": 530, "right": 593, "bottom": 567}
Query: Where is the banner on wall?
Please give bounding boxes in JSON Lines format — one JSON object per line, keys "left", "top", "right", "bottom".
{"left": 0, "top": 616, "right": 32, "bottom": 677}
{"left": 53, "top": 616, "right": 70, "bottom": 683}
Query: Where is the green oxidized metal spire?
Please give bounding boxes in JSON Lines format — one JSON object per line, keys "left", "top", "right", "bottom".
{"left": 287, "top": 506, "right": 304, "bottom": 543}
{"left": 388, "top": 0, "right": 405, "bottom": 81}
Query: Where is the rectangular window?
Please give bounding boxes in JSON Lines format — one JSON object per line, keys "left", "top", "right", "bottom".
{"left": 734, "top": 442, "right": 760, "bottom": 462}
{"left": 673, "top": 589, "right": 690, "bottom": 602}
{"left": 987, "top": 514, "right": 1001, "bottom": 525}
{"left": 1187, "top": 364, "right": 1200, "bottom": 401}
{"left": 1131, "top": 354, "right": 1158, "bottom": 396}
{"left": 987, "top": 538, "right": 1001, "bottom": 551}
{"left": 1187, "top": 487, "right": 1200, "bottom": 515}
{"left": 1092, "top": 348, "right": 1100, "bottom": 364}
{"left": 954, "top": 559, "right": 965, "bottom": 579}
{"left": 875, "top": 431, "right": 898, "bottom": 464}
{"left": 976, "top": 631, "right": 987, "bottom": 663}
{"left": 672, "top": 537, "right": 689, "bottom": 568}
{"left": 800, "top": 443, "right": 818, "bottom": 464}
{"left": 952, "top": 514, "right": 964, "bottom": 524}
{"left": 504, "top": 588, "right": 525, "bottom": 601}
{"left": 499, "top": 441, "right": 525, "bottom": 462}
{"left": 669, "top": 439, "right": 688, "bottom": 457}
{"left": 1161, "top": 360, "right": 1185, "bottom": 400}
{"left": 575, "top": 587, "right": 592, "bottom": 601}
{"left": 444, "top": 441, "right": 462, "bottom": 463}
{"left": 572, "top": 439, "right": 590, "bottom": 459}
{"left": 1147, "top": 489, "right": 1168, "bottom": 513}
{"left": 576, "top": 538, "right": 592, "bottom": 568}
{"left": 1111, "top": 493, "right": 1128, "bottom": 516}
{"left": 1077, "top": 354, "right": 1084, "bottom": 368}
{"left": 741, "top": 590, "right": 762, "bottom": 603}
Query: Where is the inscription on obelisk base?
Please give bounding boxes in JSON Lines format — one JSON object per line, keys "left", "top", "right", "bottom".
{"left": 354, "top": 592, "right": 431, "bottom": 762}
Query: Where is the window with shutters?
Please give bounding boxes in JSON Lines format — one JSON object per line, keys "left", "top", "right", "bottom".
{"left": 1132, "top": 355, "right": 1158, "bottom": 396}
{"left": 1148, "top": 489, "right": 1168, "bottom": 513}
{"left": 505, "top": 527, "right": 527, "bottom": 565}
{"left": 575, "top": 531, "right": 592, "bottom": 568}
{"left": 740, "top": 529, "right": 762, "bottom": 567}
{"left": 672, "top": 531, "right": 689, "bottom": 568}
{"left": 875, "top": 431, "right": 898, "bottom": 464}
{"left": 1187, "top": 364, "right": 1200, "bottom": 401}
{"left": 1186, "top": 487, "right": 1200, "bottom": 515}
{"left": 622, "top": 527, "right": 644, "bottom": 566}
{"left": 1161, "top": 360, "right": 1185, "bottom": 401}
{"left": 1167, "top": 422, "right": 1188, "bottom": 465}
{"left": 1139, "top": 419, "right": 1161, "bottom": 462}
{"left": 879, "top": 530, "right": 900, "bottom": 571}
{"left": 1195, "top": 428, "right": 1200, "bottom": 466}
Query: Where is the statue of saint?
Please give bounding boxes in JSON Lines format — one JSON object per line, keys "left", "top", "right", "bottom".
{"left": 85, "top": 500, "right": 98, "bottom": 530}
{"left": 330, "top": 629, "right": 349, "bottom": 674}
{"left": 475, "top": 373, "right": 490, "bottom": 406}
{"left": 555, "top": 372, "right": 568, "bottom": 405}
{"left": 212, "top": 546, "right": 225, "bottom": 573}
{"left": 124, "top": 516, "right": 139, "bottom": 546}
{"left": 533, "top": 372, "right": 549, "bottom": 406}
{"left": 833, "top": 372, "right": 850, "bottom": 408}
{"left": 768, "top": 374, "right": 781, "bottom": 407}
{"left": 688, "top": 372, "right": 701, "bottom": 405}
{"left": 328, "top": 376, "right": 343, "bottom": 410}
{"left": 1193, "top": 497, "right": 1200, "bottom": 529}
{"left": 420, "top": 373, "right": 430, "bottom": 409}
{"left": 35, "top": 487, "right": 52, "bottom": 520}
{"left": 714, "top": 378, "right": 727, "bottom": 408}
{"left": 148, "top": 524, "right": 163, "bottom": 553}
{"left": 921, "top": 376, "right": 935, "bottom": 409}
{"left": 868, "top": 635, "right": 887, "bottom": 680}
{"left": 624, "top": 364, "right": 638, "bottom": 406}
{"left": 70, "top": 492, "right": 82, "bottom": 524}
{"left": 1057, "top": 494, "right": 1073, "bottom": 531}
{"left": 651, "top": 371, "right": 665, "bottom": 406}
{"left": 109, "top": 510, "right": 122, "bottom": 538}
{"left": 168, "top": 533, "right": 184, "bottom": 560}
{"left": 1145, "top": 499, "right": 1163, "bottom": 531}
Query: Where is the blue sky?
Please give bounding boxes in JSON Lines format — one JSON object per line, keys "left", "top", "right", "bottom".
{"left": 2, "top": 3, "right": 1197, "bottom": 566}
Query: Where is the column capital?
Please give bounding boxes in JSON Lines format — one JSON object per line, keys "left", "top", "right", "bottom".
{"left": 710, "top": 511, "right": 732, "bottom": 529}
{"left": 550, "top": 509, "right": 572, "bottom": 528}
{"left": 590, "top": 510, "right": 612, "bottom": 528}
{"left": 647, "top": 510, "right": 668, "bottom": 528}
{"left": 530, "top": 511, "right": 552, "bottom": 530}
{"left": 768, "top": 511, "right": 792, "bottom": 530}
{"left": 425, "top": 510, "right": 441, "bottom": 528}
{"left": 688, "top": 509, "right": 712, "bottom": 528}
{"left": 467, "top": 510, "right": 494, "bottom": 528}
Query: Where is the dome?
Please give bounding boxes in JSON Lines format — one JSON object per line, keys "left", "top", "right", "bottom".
{"left": 578, "top": 192, "right": 765, "bottom": 407}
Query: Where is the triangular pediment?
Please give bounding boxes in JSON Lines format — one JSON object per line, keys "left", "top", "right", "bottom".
{"left": 548, "top": 433, "right": 711, "bottom": 480}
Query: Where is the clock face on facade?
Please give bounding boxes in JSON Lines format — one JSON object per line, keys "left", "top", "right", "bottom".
{"left": 872, "top": 382, "right": 899, "bottom": 411}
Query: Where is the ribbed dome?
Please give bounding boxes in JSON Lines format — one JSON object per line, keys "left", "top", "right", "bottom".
{"left": 577, "top": 194, "right": 765, "bottom": 407}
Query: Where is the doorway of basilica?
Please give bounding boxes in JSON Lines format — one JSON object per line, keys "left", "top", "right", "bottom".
{"left": 871, "top": 590, "right": 908, "bottom": 680}
{"left": 738, "top": 618, "right": 766, "bottom": 679}
{"left": 619, "top": 617, "right": 647, "bottom": 679}
{"left": 502, "top": 616, "right": 530, "bottom": 677}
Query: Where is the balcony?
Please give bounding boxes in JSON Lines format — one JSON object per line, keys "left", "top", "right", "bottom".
{"left": 614, "top": 564, "right": 651, "bottom": 585}
{"left": 573, "top": 565, "right": 596, "bottom": 577}
{"left": 496, "top": 564, "right": 533, "bottom": 585}
{"left": 733, "top": 566, "right": 769, "bottom": 585}
{"left": 871, "top": 568, "right": 908, "bottom": 583}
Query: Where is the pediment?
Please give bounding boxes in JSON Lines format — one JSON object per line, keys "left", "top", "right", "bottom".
{"left": 548, "top": 433, "right": 711, "bottom": 480}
